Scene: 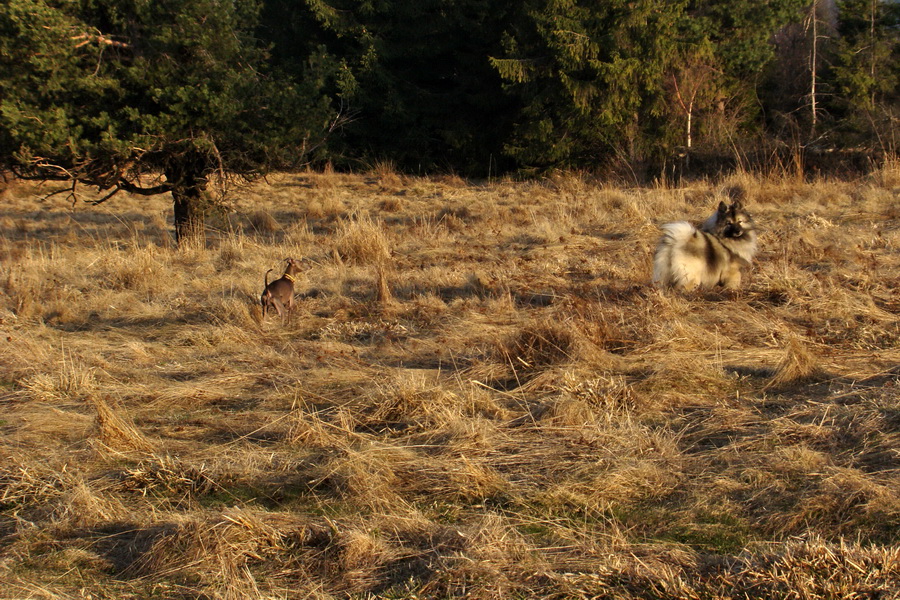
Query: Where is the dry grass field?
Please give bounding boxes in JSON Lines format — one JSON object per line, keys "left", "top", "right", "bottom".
{"left": 1, "top": 165, "right": 899, "bottom": 599}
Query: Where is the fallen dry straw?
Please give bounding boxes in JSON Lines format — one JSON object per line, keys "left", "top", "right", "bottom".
{"left": 0, "top": 172, "right": 897, "bottom": 599}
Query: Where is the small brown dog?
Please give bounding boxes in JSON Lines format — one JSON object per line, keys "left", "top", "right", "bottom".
{"left": 260, "top": 258, "right": 302, "bottom": 321}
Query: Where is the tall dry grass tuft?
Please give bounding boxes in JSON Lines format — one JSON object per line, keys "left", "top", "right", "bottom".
{"left": 312, "top": 443, "right": 415, "bottom": 511}
{"left": 288, "top": 400, "right": 342, "bottom": 448}
{"left": 0, "top": 455, "right": 79, "bottom": 509}
{"left": 136, "top": 509, "right": 295, "bottom": 600}
{"left": 305, "top": 188, "right": 346, "bottom": 219}
{"left": 424, "top": 512, "right": 548, "bottom": 600}
{"left": 208, "top": 296, "right": 261, "bottom": 330}
{"left": 20, "top": 355, "right": 98, "bottom": 403}
{"left": 766, "top": 334, "right": 822, "bottom": 390}
{"left": 88, "top": 394, "right": 155, "bottom": 453}
{"left": 375, "top": 261, "right": 394, "bottom": 307}
{"left": 872, "top": 155, "right": 900, "bottom": 189}
{"left": 1, "top": 459, "right": 127, "bottom": 529}
{"left": 245, "top": 209, "right": 280, "bottom": 235}
{"left": 730, "top": 536, "right": 900, "bottom": 597}
{"left": 438, "top": 457, "right": 510, "bottom": 504}
{"left": 333, "top": 213, "right": 392, "bottom": 266}
{"left": 50, "top": 480, "right": 129, "bottom": 528}
{"left": 217, "top": 235, "right": 248, "bottom": 270}
{"left": 332, "top": 528, "right": 396, "bottom": 594}
{"left": 495, "top": 318, "right": 576, "bottom": 374}
{"left": 379, "top": 194, "right": 404, "bottom": 212}
{"left": 100, "top": 245, "right": 172, "bottom": 295}
{"left": 366, "top": 369, "right": 458, "bottom": 427}
{"left": 633, "top": 353, "right": 740, "bottom": 409}
{"left": 119, "top": 454, "right": 216, "bottom": 502}
{"left": 2, "top": 268, "right": 44, "bottom": 321}
{"left": 557, "top": 372, "right": 637, "bottom": 416}
{"left": 368, "top": 159, "right": 405, "bottom": 192}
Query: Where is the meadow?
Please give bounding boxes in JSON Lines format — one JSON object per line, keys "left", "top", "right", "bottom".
{"left": 1, "top": 165, "right": 898, "bottom": 599}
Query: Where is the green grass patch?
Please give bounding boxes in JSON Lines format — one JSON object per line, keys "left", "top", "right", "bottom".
{"left": 657, "top": 510, "right": 751, "bottom": 554}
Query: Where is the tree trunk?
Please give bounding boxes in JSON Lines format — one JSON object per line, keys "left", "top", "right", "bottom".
{"left": 870, "top": 0, "right": 877, "bottom": 108}
{"left": 809, "top": 0, "right": 819, "bottom": 137}
{"left": 166, "top": 158, "right": 209, "bottom": 249}
{"left": 172, "top": 186, "right": 207, "bottom": 249}
{"left": 686, "top": 98, "right": 693, "bottom": 149}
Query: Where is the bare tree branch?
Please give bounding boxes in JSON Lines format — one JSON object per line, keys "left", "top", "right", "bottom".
{"left": 71, "top": 31, "right": 130, "bottom": 50}
{"left": 12, "top": 160, "right": 174, "bottom": 202}
{"left": 117, "top": 179, "right": 173, "bottom": 196}
{"left": 39, "top": 183, "right": 76, "bottom": 203}
{"left": 87, "top": 185, "right": 123, "bottom": 205}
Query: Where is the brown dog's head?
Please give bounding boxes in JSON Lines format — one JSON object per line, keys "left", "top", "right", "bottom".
{"left": 283, "top": 257, "right": 303, "bottom": 275}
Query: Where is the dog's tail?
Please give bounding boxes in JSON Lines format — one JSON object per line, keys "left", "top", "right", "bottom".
{"left": 261, "top": 269, "right": 276, "bottom": 309}
{"left": 652, "top": 221, "right": 697, "bottom": 287}
{"left": 659, "top": 221, "right": 697, "bottom": 243}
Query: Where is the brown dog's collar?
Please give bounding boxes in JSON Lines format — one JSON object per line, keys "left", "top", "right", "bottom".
{"left": 283, "top": 273, "right": 296, "bottom": 283}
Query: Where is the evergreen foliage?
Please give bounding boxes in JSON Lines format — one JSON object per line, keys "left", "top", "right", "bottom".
{"left": 677, "top": 0, "right": 810, "bottom": 150}
{"left": 1, "top": 0, "right": 899, "bottom": 195}
{"left": 0, "top": 0, "right": 333, "bottom": 246}
{"left": 829, "top": 0, "right": 900, "bottom": 146}
{"left": 491, "top": 0, "right": 687, "bottom": 172}
{"left": 276, "top": 0, "right": 519, "bottom": 175}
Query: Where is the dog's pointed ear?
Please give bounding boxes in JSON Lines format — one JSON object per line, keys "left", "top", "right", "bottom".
{"left": 718, "top": 201, "right": 728, "bottom": 213}
{"left": 732, "top": 199, "right": 743, "bottom": 212}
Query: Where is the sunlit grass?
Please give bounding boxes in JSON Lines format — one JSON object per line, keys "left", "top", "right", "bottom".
{"left": 1, "top": 167, "right": 898, "bottom": 598}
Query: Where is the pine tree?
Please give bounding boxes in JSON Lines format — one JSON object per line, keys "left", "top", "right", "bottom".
{"left": 490, "top": 0, "right": 687, "bottom": 172}
{"left": 270, "top": 0, "right": 517, "bottom": 175}
{"left": 0, "top": 0, "right": 334, "bottom": 247}
{"left": 830, "top": 0, "right": 900, "bottom": 147}
{"left": 678, "top": 0, "right": 808, "bottom": 151}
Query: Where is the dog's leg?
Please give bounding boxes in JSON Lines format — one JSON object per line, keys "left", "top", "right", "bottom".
{"left": 722, "top": 266, "right": 742, "bottom": 290}
{"left": 285, "top": 294, "right": 295, "bottom": 323}
{"left": 262, "top": 270, "right": 274, "bottom": 318}
{"left": 270, "top": 297, "right": 286, "bottom": 322}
